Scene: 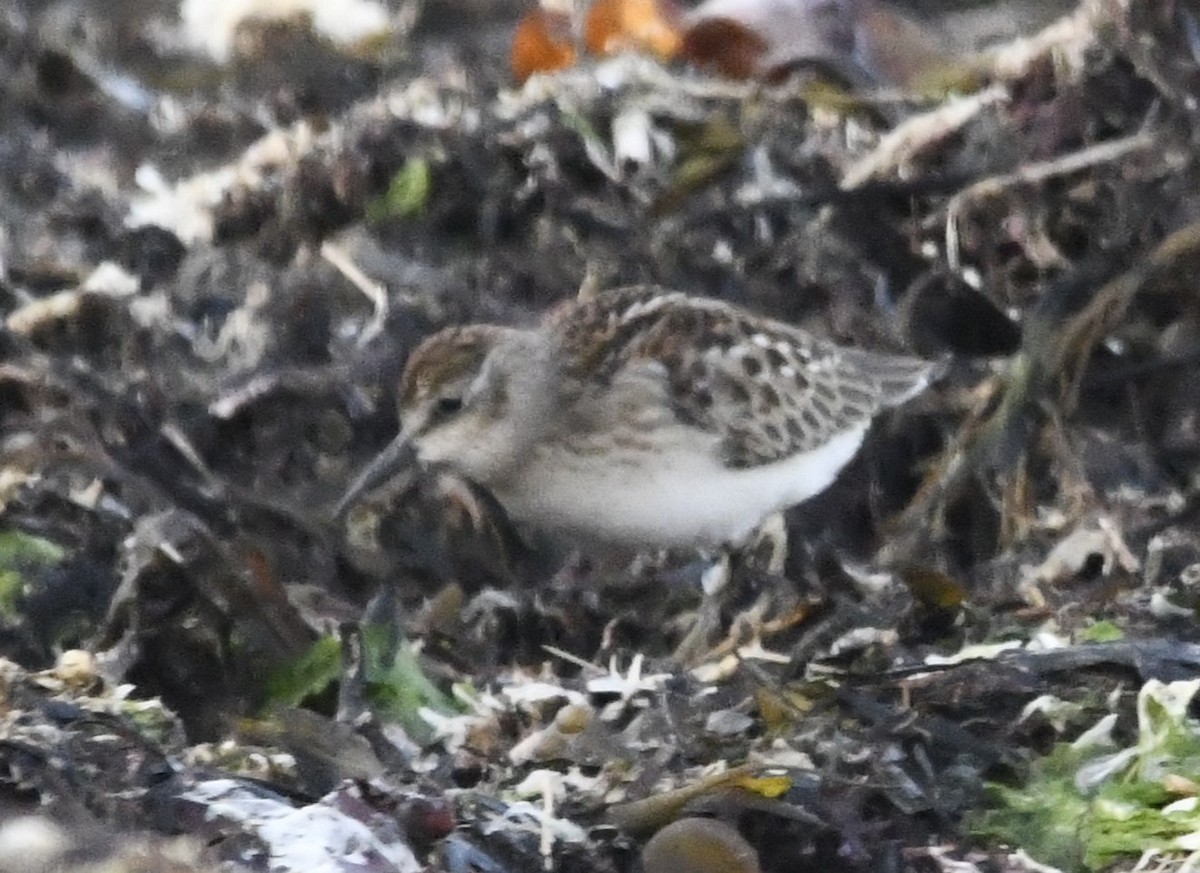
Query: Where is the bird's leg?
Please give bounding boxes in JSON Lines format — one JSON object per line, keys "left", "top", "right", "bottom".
{"left": 670, "top": 514, "right": 792, "bottom": 665}
{"left": 701, "top": 550, "right": 734, "bottom": 595}
{"left": 671, "top": 551, "right": 732, "bottom": 665}
{"left": 747, "top": 512, "right": 789, "bottom": 577}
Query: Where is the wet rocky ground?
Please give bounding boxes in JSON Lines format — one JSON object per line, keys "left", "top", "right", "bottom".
{"left": 2, "top": 0, "right": 1200, "bottom": 871}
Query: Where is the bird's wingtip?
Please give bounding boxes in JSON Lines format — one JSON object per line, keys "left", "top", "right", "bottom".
{"left": 851, "top": 349, "right": 948, "bottom": 408}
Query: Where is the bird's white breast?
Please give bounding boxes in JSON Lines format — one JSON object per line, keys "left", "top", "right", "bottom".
{"left": 492, "top": 423, "right": 869, "bottom": 551}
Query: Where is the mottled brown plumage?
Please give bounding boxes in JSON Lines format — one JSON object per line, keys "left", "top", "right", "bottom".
{"left": 399, "top": 325, "right": 500, "bottom": 407}
{"left": 548, "top": 286, "right": 932, "bottom": 468}
{"left": 342, "top": 285, "right": 936, "bottom": 551}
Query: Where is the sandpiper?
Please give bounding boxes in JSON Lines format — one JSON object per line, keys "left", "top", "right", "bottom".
{"left": 337, "top": 285, "right": 936, "bottom": 563}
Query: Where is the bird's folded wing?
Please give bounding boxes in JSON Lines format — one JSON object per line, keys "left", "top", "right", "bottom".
{"left": 549, "top": 285, "right": 934, "bottom": 469}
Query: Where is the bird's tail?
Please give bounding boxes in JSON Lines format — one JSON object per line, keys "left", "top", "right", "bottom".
{"left": 844, "top": 349, "right": 946, "bottom": 407}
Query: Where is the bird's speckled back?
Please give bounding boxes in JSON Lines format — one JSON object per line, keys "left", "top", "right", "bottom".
{"left": 545, "top": 285, "right": 934, "bottom": 468}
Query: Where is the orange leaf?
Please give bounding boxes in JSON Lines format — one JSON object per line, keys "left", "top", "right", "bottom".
{"left": 680, "top": 16, "right": 768, "bottom": 79}
{"left": 682, "top": 0, "right": 852, "bottom": 81}
{"left": 512, "top": 9, "right": 577, "bottom": 84}
{"left": 584, "top": 0, "right": 683, "bottom": 60}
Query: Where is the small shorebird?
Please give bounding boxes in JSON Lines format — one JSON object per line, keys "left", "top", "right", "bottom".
{"left": 337, "top": 285, "right": 936, "bottom": 652}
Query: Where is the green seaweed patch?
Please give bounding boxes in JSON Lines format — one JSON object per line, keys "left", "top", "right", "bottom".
{"left": 970, "top": 680, "right": 1200, "bottom": 870}
{"left": 1078, "top": 621, "right": 1125, "bottom": 644}
{"left": 0, "top": 529, "right": 66, "bottom": 613}
{"left": 360, "top": 624, "right": 458, "bottom": 744}
{"left": 266, "top": 633, "right": 343, "bottom": 708}
{"left": 366, "top": 156, "right": 431, "bottom": 221}
{"left": 266, "top": 626, "right": 458, "bottom": 744}
{"left": 119, "top": 696, "right": 187, "bottom": 747}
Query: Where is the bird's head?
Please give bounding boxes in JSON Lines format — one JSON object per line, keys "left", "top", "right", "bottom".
{"left": 335, "top": 324, "right": 555, "bottom": 517}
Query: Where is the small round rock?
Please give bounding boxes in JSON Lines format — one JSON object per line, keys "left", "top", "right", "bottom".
{"left": 641, "top": 817, "right": 762, "bottom": 873}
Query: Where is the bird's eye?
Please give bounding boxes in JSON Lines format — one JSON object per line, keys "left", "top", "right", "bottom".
{"left": 435, "top": 396, "right": 463, "bottom": 416}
